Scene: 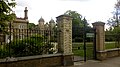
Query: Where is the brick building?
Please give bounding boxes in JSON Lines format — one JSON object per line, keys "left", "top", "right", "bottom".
{"left": 1, "top": 7, "right": 29, "bottom": 43}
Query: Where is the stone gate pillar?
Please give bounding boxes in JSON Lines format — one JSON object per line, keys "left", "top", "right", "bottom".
{"left": 92, "top": 22, "right": 106, "bottom": 60}
{"left": 56, "top": 15, "right": 73, "bottom": 66}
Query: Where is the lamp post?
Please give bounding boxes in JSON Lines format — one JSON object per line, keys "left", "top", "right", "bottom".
{"left": 83, "top": 18, "right": 87, "bottom": 62}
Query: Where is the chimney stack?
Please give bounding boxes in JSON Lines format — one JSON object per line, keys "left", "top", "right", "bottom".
{"left": 24, "top": 7, "right": 28, "bottom": 19}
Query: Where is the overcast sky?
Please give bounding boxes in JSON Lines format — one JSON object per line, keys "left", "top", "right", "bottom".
{"left": 13, "top": 0, "right": 117, "bottom": 26}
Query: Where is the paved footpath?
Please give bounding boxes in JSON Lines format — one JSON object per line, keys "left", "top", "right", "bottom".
{"left": 63, "top": 57, "right": 120, "bottom": 67}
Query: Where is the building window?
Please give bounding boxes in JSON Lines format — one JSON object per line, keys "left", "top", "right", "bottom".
{"left": 19, "top": 25, "right": 24, "bottom": 29}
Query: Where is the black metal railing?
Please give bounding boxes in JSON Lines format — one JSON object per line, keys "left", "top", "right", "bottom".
{"left": 0, "top": 28, "right": 58, "bottom": 58}
{"left": 105, "top": 34, "right": 120, "bottom": 49}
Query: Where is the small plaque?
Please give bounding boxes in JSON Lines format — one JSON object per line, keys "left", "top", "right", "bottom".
{"left": 86, "top": 33, "right": 94, "bottom": 38}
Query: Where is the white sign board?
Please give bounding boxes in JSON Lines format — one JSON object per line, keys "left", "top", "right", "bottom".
{"left": 86, "top": 33, "right": 94, "bottom": 37}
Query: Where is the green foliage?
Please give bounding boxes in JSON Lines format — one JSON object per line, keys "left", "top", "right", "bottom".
{"left": 0, "top": 0, "right": 16, "bottom": 32}
{"left": 105, "top": 29, "right": 114, "bottom": 41}
{"left": 64, "top": 10, "right": 86, "bottom": 26}
{"left": 10, "top": 35, "right": 43, "bottom": 56}
{"left": 105, "top": 27, "right": 120, "bottom": 42}
{"left": 64, "top": 10, "right": 90, "bottom": 41}
{"left": 0, "top": 48, "right": 9, "bottom": 58}
{"left": 113, "top": 27, "right": 120, "bottom": 34}
{"left": 28, "top": 23, "right": 36, "bottom": 30}
{"left": 64, "top": 10, "right": 88, "bottom": 27}
{"left": 6, "top": 35, "right": 54, "bottom": 57}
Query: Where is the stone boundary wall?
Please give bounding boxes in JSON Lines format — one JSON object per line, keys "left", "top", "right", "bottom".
{"left": 0, "top": 14, "right": 74, "bottom": 67}
{"left": 97, "top": 48, "right": 120, "bottom": 60}
{"left": 0, "top": 53, "right": 65, "bottom": 67}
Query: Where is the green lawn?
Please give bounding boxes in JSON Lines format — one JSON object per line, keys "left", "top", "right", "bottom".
{"left": 72, "top": 42, "right": 94, "bottom": 59}
{"left": 72, "top": 42, "right": 117, "bottom": 59}
{"left": 105, "top": 42, "right": 116, "bottom": 49}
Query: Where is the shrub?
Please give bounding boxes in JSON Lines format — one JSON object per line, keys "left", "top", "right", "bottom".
{"left": 7, "top": 35, "right": 54, "bottom": 57}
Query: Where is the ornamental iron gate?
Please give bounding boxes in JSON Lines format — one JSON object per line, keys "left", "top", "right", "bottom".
{"left": 72, "top": 26, "right": 96, "bottom": 62}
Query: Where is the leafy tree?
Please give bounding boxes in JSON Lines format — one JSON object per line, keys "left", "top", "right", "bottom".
{"left": 107, "top": 0, "right": 120, "bottom": 43}
{"left": 107, "top": 0, "right": 120, "bottom": 27}
{"left": 0, "top": 0, "right": 16, "bottom": 32}
{"left": 64, "top": 10, "right": 86, "bottom": 27}
{"left": 64, "top": 10, "right": 91, "bottom": 42}
{"left": 28, "top": 23, "right": 36, "bottom": 30}
{"left": 105, "top": 28, "right": 115, "bottom": 41}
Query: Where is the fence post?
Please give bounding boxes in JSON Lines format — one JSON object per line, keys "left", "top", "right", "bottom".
{"left": 92, "top": 22, "right": 106, "bottom": 60}
{"left": 56, "top": 15, "right": 73, "bottom": 66}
